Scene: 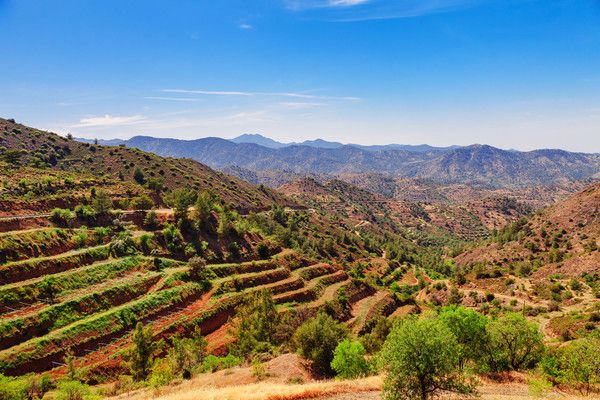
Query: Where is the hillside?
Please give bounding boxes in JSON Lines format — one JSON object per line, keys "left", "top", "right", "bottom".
{"left": 451, "top": 181, "right": 600, "bottom": 335}
{"left": 456, "top": 181, "right": 600, "bottom": 279}
{"left": 0, "top": 119, "right": 291, "bottom": 213}
{"left": 278, "top": 177, "right": 530, "bottom": 240}
{"left": 86, "top": 135, "right": 600, "bottom": 187}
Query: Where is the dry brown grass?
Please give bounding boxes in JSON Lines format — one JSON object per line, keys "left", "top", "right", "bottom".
{"left": 115, "top": 377, "right": 381, "bottom": 400}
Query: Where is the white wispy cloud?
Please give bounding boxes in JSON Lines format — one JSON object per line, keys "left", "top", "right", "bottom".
{"left": 329, "top": 0, "right": 370, "bottom": 6}
{"left": 163, "top": 89, "right": 253, "bottom": 96}
{"left": 239, "top": 23, "right": 254, "bottom": 30}
{"left": 161, "top": 89, "right": 359, "bottom": 101}
{"left": 279, "top": 101, "right": 325, "bottom": 109}
{"left": 72, "top": 114, "right": 147, "bottom": 128}
{"left": 144, "top": 96, "right": 198, "bottom": 102}
{"left": 285, "top": 0, "right": 482, "bottom": 21}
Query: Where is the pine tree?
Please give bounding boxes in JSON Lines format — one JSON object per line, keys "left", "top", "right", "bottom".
{"left": 129, "top": 322, "right": 156, "bottom": 381}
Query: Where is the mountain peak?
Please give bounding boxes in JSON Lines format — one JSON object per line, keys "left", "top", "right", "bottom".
{"left": 231, "top": 133, "right": 285, "bottom": 149}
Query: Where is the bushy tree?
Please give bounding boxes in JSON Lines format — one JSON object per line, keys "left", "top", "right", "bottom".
{"left": 256, "top": 241, "right": 271, "bottom": 259}
{"left": 557, "top": 337, "right": 600, "bottom": 395}
{"left": 129, "top": 322, "right": 158, "bottom": 381}
{"left": 330, "top": 339, "right": 370, "bottom": 379}
{"left": 1, "top": 149, "right": 25, "bottom": 165}
{"left": 232, "top": 290, "right": 280, "bottom": 357}
{"left": 439, "top": 305, "right": 488, "bottom": 369}
{"left": 0, "top": 373, "right": 28, "bottom": 400}
{"left": 143, "top": 210, "right": 159, "bottom": 230}
{"left": 188, "top": 256, "right": 214, "bottom": 290}
{"left": 167, "top": 329, "right": 207, "bottom": 378}
{"left": 484, "top": 312, "right": 544, "bottom": 371}
{"left": 91, "top": 190, "right": 113, "bottom": 215}
{"left": 133, "top": 168, "right": 145, "bottom": 185}
{"left": 39, "top": 276, "right": 58, "bottom": 303}
{"left": 55, "top": 380, "right": 98, "bottom": 400}
{"left": 292, "top": 313, "right": 349, "bottom": 376}
{"left": 193, "top": 190, "right": 216, "bottom": 227}
{"left": 50, "top": 208, "right": 75, "bottom": 227}
{"left": 360, "top": 315, "right": 392, "bottom": 354}
{"left": 130, "top": 195, "right": 154, "bottom": 210}
{"left": 161, "top": 223, "right": 184, "bottom": 254}
{"left": 380, "top": 316, "right": 476, "bottom": 400}
{"left": 109, "top": 230, "right": 138, "bottom": 257}
{"left": 164, "top": 188, "right": 196, "bottom": 219}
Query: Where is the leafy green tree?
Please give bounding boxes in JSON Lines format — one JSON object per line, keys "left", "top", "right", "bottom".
{"left": 256, "top": 241, "right": 271, "bottom": 259}
{"left": 188, "top": 256, "right": 214, "bottom": 290}
{"left": 167, "top": 329, "right": 207, "bottom": 378}
{"left": 193, "top": 190, "right": 216, "bottom": 227}
{"left": 161, "top": 223, "right": 184, "bottom": 254}
{"left": 55, "top": 380, "right": 98, "bottom": 400}
{"left": 331, "top": 339, "right": 370, "bottom": 379}
{"left": 164, "top": 188, "right": 196, "bottom": 219}
{"left": 292, "top": 313, "right": 349, "bottom": 376}
{"left": 130, "top": 195, "right": 154, "bottom": 210}
{"left": 50, "top": 208, "right": 75, "bottom": 227}
{"left": 109, "top": 230, "right": 138, "bottom": 257}
{"left": 380, "top": 316, "right": 476, "bottom": 400}
{"left": 271, "top": 204, "right": 287, "bottom": 226}
{"left": 91, "top": 190, "right": 113, "bottom": 215}
{"left": 64, "top": 347, "right": 77, "bottom": 381}
{"left": 133, "top": 167, "right": 145, "bottom": 185}
{"left": 39, "top": 276, "right": 59, "bottom": 303}
{"left": 439, "top": 305, "right": 488, "bottom": 369}
{"left": 360, "top": 315, "right": 392, "bottom": 354}
{"left": 233, "top": 290, "right": 280, "bottom": 357}
{"left": 0, "top": 373, "right": 28, "bottom": 400}
{"left": 1, "top": 149, "right": 26, "bottom": 165}
{"left": 143, "top": 210, "right": 159, "bottom": 230}
{"left": 129, "top": 322, "right": 157, "bottom": 381}
{"left": 558, "top": 337, "right": 600, "bottom": 395}
{"left": 484, "top": 312, "right": 545, "bottom": 371}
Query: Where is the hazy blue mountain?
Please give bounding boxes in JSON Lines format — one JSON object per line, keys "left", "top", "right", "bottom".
{"left": 231, "top": 133, "right": 286, "bottom": 149}
{"left": 78, "top": 135, "right": 600, "bottom": 187}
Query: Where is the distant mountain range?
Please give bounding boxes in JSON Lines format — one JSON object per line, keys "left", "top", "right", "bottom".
{"left": 230, "top": 133, "right": 460, "bottom": 152}
{"left": 78, "top": 134, "right": 600, "bottom": 187}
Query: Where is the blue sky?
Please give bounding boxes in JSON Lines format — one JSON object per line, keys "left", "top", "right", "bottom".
{"left": 1, "top": 0, "right": 599, "bottom": 151}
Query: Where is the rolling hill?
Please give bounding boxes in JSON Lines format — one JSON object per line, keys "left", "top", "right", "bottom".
{"left": 0, "top": 119, "right": 291, "bottom": 213}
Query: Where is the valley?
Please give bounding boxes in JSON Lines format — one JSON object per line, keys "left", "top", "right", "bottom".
{"left": 0, "top": 119, "right": 598, "bottom": 400}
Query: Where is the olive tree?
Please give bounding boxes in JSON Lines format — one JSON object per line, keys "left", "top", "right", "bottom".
{"left": 379, "top": 316, "right": 476, "bottom": 400}
{"left": 484, "top": 312, "right": 544, "bottom": 371}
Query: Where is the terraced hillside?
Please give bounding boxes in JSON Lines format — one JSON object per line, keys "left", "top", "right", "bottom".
{"left": 0, "top": 221, "right": 398, "bottom": 380}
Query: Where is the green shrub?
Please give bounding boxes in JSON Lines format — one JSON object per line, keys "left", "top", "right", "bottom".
{"left": 127, "top": 322, "right": 158, "bottom": 381}
{"left": 93, "top": 226, "right": 111, "bottom": 244}
{"left": 557, "top": 337, "right": 600, "bottom": 395}
{"left": 91, "top": 190, "right": 113, "bottom": 215}
{"left": 360, "top": 316, "right": 392, "bottom": 354}
{"left": 439, "top": 305, "right": 488, "bottom": 369}
{"left": 292, "top": 313, "right": 348, "bottom": 376}
{"left": 232, "top": 290, "right": 279, "bottom": 357}
{"left": 331, "top": 339, "right": 370, "bottom": 379}
{"left": 379, "top": 316, "right": 476, "bottom": 400}
{"left": 484, "top": 312, "right": 544, "bottom": 371}
{"left": 200, "top": 354, "right": 242, "bottom": 373}
{"left": 0, "top": 373, "right": 28, "bottom": 400}
{"left": 109, "top": 230, "right": 138, "bottom": 257}
{"left": 188, "top": 256, "right": 214, "bottom": 290}
{"left": 55, "top": 380, "right": 99, "bottom": 400}
{"left": 74, "top": 204, "right": 96, "bottom": 221}
{"left": 143, "top": 211, "right": 160, "bottom": 230}
{"left": 50, "top": 208, "right": 75, "bottom": 227}
{"left": 130, "top": 195, "right": 154, "bottom": 210}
